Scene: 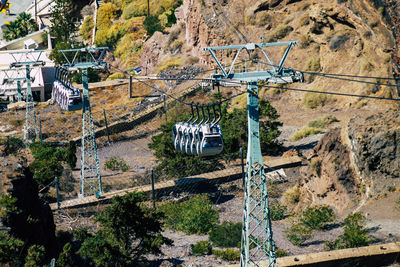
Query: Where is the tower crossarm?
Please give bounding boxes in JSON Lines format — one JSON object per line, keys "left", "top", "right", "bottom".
{"left": 60, "top": 47, "right": 108, "bottom": 70}
{"left": 203, "top": 40, "right": 302, "bottom": 84}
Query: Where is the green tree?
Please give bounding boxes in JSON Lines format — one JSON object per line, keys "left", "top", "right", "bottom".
{"left": 0, "top": 232, "right": 24, "bottom": 266}
{"left": 24, "top": 245, "right": 46, "bottom": 267}
{"left": 64, "top": 141, "right": 77, "bottom": 169}
{"left": 209, "top": 221, "right": 242, "bottom": 248}
{"left": 143, "top": 15, "right": 164, "bottom": 36}
{"left": 2, "top": 12, "right": 38, "bottom": 42}
{"left": 160, "top": 194, "right": 219, "bottom": 235}
{"left": 49, "top": 40, "right": 84, "bottom": 65}
{"left": 50, "top": 0, "right": 77, "bottom": 43}
{"left": 78, "top": 192, "right": 172, "bottom": 265}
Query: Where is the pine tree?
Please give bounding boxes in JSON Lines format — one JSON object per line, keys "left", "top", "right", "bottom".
{"left": 50, "top": 0, "right": 77, "bottom": 43}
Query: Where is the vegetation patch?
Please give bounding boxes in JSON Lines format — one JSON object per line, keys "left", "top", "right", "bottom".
{"left": 265, "top": 24, "right": 293, "bottom": 43}
{"left": 209, "top": 221, "right": 242, "bottom": 248}
{"left": 0, "top": 137, "right": 24, "bottom": 155}
{"left": 307, "top": 115, "right": 338, "bottom": 128}
{"left": 191, "top": 240, "right": 212, "bottom": 256}
{"left": 300, "top": 206, "right": 334, "bottom": 230}
{"left": 285, "top": 223, "right": 313, "bottom": 246}
{"left": 290, "top": 126, "right": 322, "bottom": 141}
{"left": 309, "top": 158, "right": 322, "bottom": 176}
{"left": 326, "top": 212, "right": 372, "bottom": 250}
{"left": 269, "top": 201, "right": 287, "bottom": 221}
{"left": 106, "top": 72, "right": 126, "bottom": 81}
{"left": 104, "top": 156, "right": 130, "bottom": 172}
{"left": 213, "top": 248, "right": 240, "bottom": 261}
{"left": 157, "top": 57, "right": 184, "bottom": 72}
{"left": 283, "top": 184, "right": 300, "bottom": 205}
{"left": 79, "top": 15, "right": 94, "bottom": 41}
{"left": 160, "top": 194, "right": 219, "bottom": 235}
{"left": 302, "top": 91, "right": 333, "bottom": 109}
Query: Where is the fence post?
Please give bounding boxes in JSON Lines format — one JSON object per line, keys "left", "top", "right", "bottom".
{"left": 39, "top": 113, "right": 42, "bottom": 145}
{"left": 103, "top": 109, "right": 111, "bottom": 145}
{"left": 151, "top": 169, "right": 156, "bottom": 210}
{"left": 129, "top": 75, "right": 132, "bottom": 98}
{"left": 163, "top": 94, "right": 167, "bottom": 122}
{"left": 55, "top": 177, "right": 60, "bottom": 214}
{"left": 240, "top": 148, "right": 245, "bottom": 189}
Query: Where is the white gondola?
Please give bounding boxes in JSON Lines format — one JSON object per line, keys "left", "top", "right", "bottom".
{"left": 172, "top": 103, "right": 224, "bottom": 157}
{"left": 52, "top": 68, "right": 82, "bottom": 111}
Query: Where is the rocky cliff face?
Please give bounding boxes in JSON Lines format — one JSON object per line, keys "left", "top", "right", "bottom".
{"left": 0, "top": 151, "right": 57, "bottom": 258}
{"left": 346, "top": 110, "right": 400, "bottom": 197}
{"left": 298, "top": 128, "right": 360, "bottom": 215}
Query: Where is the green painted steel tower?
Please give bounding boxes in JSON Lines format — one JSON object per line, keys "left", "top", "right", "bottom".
{"left": 9, "top": 51, "right": 45, "bottom": 143}
{"left": 59, "top": 47, "right": 108, "bottom": 197}
{"left": 204, "top": 40, "right": 303, "bottom": 266}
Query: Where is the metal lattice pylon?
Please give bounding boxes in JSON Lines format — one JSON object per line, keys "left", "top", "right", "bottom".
{"left": 8, "top": 51, "right": 46, "bottom": 143}
{"left": 59, "top": 47, "right": 108, "bottom": 197}
{"left": 203, "top": 39, "right": 303, "bottom": 266}
{"left": 241, "top": 83, "right": 275, "bottom": 266}
{"left": 80, "top": 68, "right": 103, "bottom": 196}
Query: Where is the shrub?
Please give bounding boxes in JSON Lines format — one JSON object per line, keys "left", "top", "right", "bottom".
{"left": 157, "top": 57, "right": 184, "bottom": 72}
{"left": 285, "top": 223, "right": 313, "bottom": 246}
{"left": 326, "top": 212, "right": 371, "bottom": 250}
{"left": 143, "top": 15, "right": 164, "bottom": 36}
{"left": 97, "top": 2, "right": 119, "bottom": 30}
{"left": 300, "top": 205, "right": 334, "bottom": 230}
{"left": 265, "top": 24, "right": 293, "bottom": 42}
{"left": 79, "top": 15, "right": 94, "bottom": 40}
{"left": 24, "top": 245, "right": 46, "bottom": 267}
{"left": 275, "top": 247, "right": 288, "bottom": 257}
{"left": 305, "top": 57, "right": 321, "bottom": 72}
{"left": 307, "top": 115, "right": 338, "bottom": 128}
{"left": 290, "top": 127, "right": 323, "bottom": 141}
{"left": 309, "top": 158, "right": 322, "bottom": 176}
{"left": 95, "top": 22, "right": 126, "bottom": 48}
{"left": 299, "top": 34, "right": 313, "bottom": 48}
{"left": 213, "top": 248, "right": 240, "bottom": 261}
{"left": 283, "top": 184, "right": 300, "bottom": 204}
{"left": 104, "top": 156, "right": 129, "bottom": 172}
{"left": 0, "top": 137, "right": 24, "bottom": 155}
{"left": 9, "top": 118, "right": 24, "bottom": 128}
{"left": 269, "top": 201, "right": 287, "bottom": 221}
{"left": 107, "top": 72, "right": 125, "bottom": 81}
{"left": 122, "top": 1, "right": 147, "bottom": 19}
{"left": 191, "top": 240, "right": 212, "bottom": 256}
{"left": 160, "top": 194, "right": 219, "bottom": 235}
{"left": 303, "top": 91, "right": 332, "bottom": 109}
{"left": 0, "top": 232, "right": 24, "bottom": 265}
{"left": 209, "top": 221, "right": 242, "bottom": 248}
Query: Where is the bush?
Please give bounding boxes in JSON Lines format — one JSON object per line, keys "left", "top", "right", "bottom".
{"left": 275, "top": 248, "right": 288, "bottom": 257}
{"left": 97, "top": 2, "right": 119, "bottom": 30}
{"left": 0, "top": 137, "right": 24, "bottom": 155}
{"left": 299, "top": 34, "right": 313, "bottom": 48}
{"left": 270, "top": 201, "right": 287, "bottom": 221}
{"left": 309, "top": 158, "right": 322, "bottom": 176}
{"left": 79, "top": 15, "right": 94, "bottom": 40}
{"left": 209, "top": 221, "right": 242, "bottom": 248}
{"left": 160, "top": 194, "right": 219, "bottom": 235}
{"left": 213, "top": 248, "right": 240, "bottom": 261}
{"left": 72, "top": 69, "right": 101, "bottom": 84}
{"left": 285, "top": 223, "right": 313, "bottom": 246}
{"left": 104, "top": 156, "right": 129, "bottom": 172}
{"left": 307, "top": 115, "right": 338, "bottom": 128}
{"left": 300, "top": 205, "right": 334, "bottom": 230}
{"left": 191, "top": 240, "right": 212, "bottom": 256}
{"left": 283, "top": 184, "right": 300, "bottom": 204}
{"left": 290, "top": 126, "right": 323, "bottom": 141}
{"left": 24, "top": 245, "right": 46, "bottom": 267}
{"left": 0, "top": 232, "right": 24, "bottom": 265}
{"left": 107, "top": 72, "right": 125, "bottom": 81}
{"left": 8, "top": 119, "right": 24, "bottom": 128}
{"left": 157, "top": 57, "right": 184, "bottom": 72}
{"left": 326, "top": 212, "right": 371, "bottom": 250}
{"left": 302, "top": 91, "right": 332, "bottom": 109}
{"left": 143, "top": 15, "right": 164, "bottom": 36}
{"left": 265, "top": 24, "right": 293, "bottom": 42}
{"left": 305, "top": 57, "right": 321, "bottom": 72}
{"left": 122, "top": 1, "right": 147, "bottom": 19}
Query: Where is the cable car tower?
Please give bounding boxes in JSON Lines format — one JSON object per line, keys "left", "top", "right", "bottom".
{"left": 203, "top": 39, "right": 303, "bottom": 267}
{"left": 9, "top": 51, "right": 46, "bottom": 143}
{"left": 59, "top": 47, "right": 108, "bottom": 197}
{"left": 2, "top": 68, "right": 38, "bottom": 102}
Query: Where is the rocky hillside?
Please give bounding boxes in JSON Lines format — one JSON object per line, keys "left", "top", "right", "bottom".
{"left": 141, "top": 0, "right": 397, "bottom": 106}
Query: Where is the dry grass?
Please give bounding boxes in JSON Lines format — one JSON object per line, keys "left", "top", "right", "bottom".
{"left": 107, "top": 72, "right": 126, "bottom": 81}
{"left": 302, "top": 91, "right": 333, "bottom": 109}
{"left": 283, "top": 184, "right": 301, "bottom": 205}
{"left": 8, "top": 118, "right": 24, "bottom": 129}
{"left": 290, "top": 126, "right": 323, "bottom": 141}
{"left": 157, "top": 57, "right": 184, "bottom": 72}
{"left": 265, "top": 24, "right": 294, "bottom": 43}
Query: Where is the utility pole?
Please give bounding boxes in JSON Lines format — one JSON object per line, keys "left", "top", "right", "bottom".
{"left": 59, "top": 47, "right": 108, "bottom": 197}
{"left": 9, "top": 51, "right": 45, "bottom": 143}
{"left": 147, "top": 0, "right": 150, "bottom": 16}
{"left": 204, "top": 39, "right": 303, "bottom": 267}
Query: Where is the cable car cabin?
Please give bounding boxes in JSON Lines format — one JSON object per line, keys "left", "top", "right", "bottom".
{"left": 173, "top": 122, "right": 186, "bottom": 151}
{"left": 198, "top": 124, "right": 223, "bottom": 156}
{"left": 52, "top": 81, "right": 82, "bottom": 111}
